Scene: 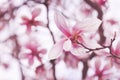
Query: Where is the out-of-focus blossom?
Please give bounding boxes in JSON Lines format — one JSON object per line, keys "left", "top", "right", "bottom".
{"left": 0, "top": 61, "right": 10, "bottom": 69}
{"left": 2, "top": 63, "right": 9, "bottom": 69}
{"left": 110, "top": 41, "right": 120, "bottom": 68}
{"left": 20, "top": 41, "right": 47, "bottom": 65}
{"left": 35, "top": 65, "right": 47, "bottom": 80}
{"left": 35, "top": 65, "right": 45, "bottom": 74}
{"left": 48, "top": 12, "right": 101, "bottom": 60}
{"left": 80, "top": 2, "right": 93, "bottom": 17}
{"left": 21, "top": 8, "right": 46, "bottom": 33}
{"left": 107, "top": 19, "right": 118, "bottom": 25}
{"left": 86, "top": 57, "right": 112, "bottom": 80}
{"left": 95, "top": 40, "right": 120, "bottom": 68}
{"left": 81, "top": 8, "right": 93, "bottom": 16}
{"left": 91, "top": 0, "right": 107, "bottom": 6}
{"left": 54, "top": 0, "right": 62, "bottom": 6}
{"left": 64, "top": 51, "right": 80, "bottom": 68}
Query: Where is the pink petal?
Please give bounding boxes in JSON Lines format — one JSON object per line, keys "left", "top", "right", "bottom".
{"left": 73, "top": 18, "right": 102, "bottom": 33}
{"left": 26, "top": 25, "right": 32, "bottom": 33}
{"left": 22, "top": 54, "right": 34, "bottom": 65}
{"left": 81, "top": 35, "right": 101, "bottom": 48}
{"left": 103, "top": 63, "right": 111, "bottom": 71}
{"left": 48, "top": 39, "right": 67, "bottom": 60}
{"left": 21, "top": 16, "right": 30, "bottom": 21}
{"left": 54, "top": 12, "right": 71, "bottom": 37}
{"left": 70, "top": 46, "right": 89, "bottom": 59}
{"left": 20, "top": 53, "right": 31, "bottom": 59}
{"left": 95, "top": 58, "right": 101, "bottom": 70}
{"left": 63, "top": 39, "right": 72, "bottom": 51}
{"left": 32, "top": 8, "right": 41, "bottom": 19}
{"left": 33, "top": 21, "right": 46, "bottom": 27}
{"left": 115, "top": 41, "right": 120, "bottom": 54}
{"left": 38, "top": 49, "right": 47, "bottom": 54}
{"left": 29, "top": 56, "right": 34, "bottom": 65}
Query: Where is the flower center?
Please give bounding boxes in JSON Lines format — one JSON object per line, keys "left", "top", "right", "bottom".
{"left": 70, "top": 34, "right": 81, "bottom": 43}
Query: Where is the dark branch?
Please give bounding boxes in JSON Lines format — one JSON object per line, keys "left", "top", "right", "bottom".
{"left": 76, "top": 41, "right": 108, "bottom": 53}
{"left": 82, "top": 61, "right": 88, "bottom": 79}
{"left": 84, "top": 0, "right": 106, "bottom": 45}
{"left": 44, "top": 0, "right": 57, "bottom": 80}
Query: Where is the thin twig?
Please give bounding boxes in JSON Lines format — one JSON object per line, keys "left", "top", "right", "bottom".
{"left": 108, "top": 33, "right": 120, "bottom": 59}
{"left": 14, "top": 35, "right": 25, "bottom": 80}
{"left": 44, "top": 0, "right": 57, "bottom": 80}
{"left": 17, "top": 59, "right": 25, "bottom": 80}
{"left": 12, "top": 35, "right": 25, "bottom": 80}
{"left": 76, "top": 41, "right": 108, "bottom": 53}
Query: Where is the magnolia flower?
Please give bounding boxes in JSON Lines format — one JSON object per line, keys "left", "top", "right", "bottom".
{"left": 21, "top": 8, "right": 45, "bottom": 33}
{"left": 20, "top": 41, "right": 46, "bottom": 65}
{"left": 48, "top": 12, "right": 101, "bottom": 60}
{"left": 86, "top": 57, "right": 112, "bottom": 80}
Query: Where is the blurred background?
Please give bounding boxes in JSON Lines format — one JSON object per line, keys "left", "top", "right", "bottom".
{"left": 0, "top": 0, "right": 120, "bottom": 80}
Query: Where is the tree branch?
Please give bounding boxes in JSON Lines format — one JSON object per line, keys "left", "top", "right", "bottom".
{"left": 44, "top": 0, "right": 57, "bottom": 80}
{"left": 82, "top": 61, "right": 88, "bottom": 79}
{"left": 84, "top": 0, "right": 106, "bottom": 45}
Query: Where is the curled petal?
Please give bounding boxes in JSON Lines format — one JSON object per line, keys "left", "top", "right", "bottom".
{"left": 63, "top": 39, "right": 72, "bottom": 51}
{"left": 48, "top": 39, "right": 67, "bottom": 60}
{"left": 54, "top": 12, "right": 71, "bottom": 37}
{"left": 70, "top": 46, "right": 89, "bottom": 59}
{"left": 73, "top": 18, "right": 102, "bottom": 33}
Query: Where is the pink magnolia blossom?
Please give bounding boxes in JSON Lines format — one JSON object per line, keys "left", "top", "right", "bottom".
{"left": 21, "top": 8, "right": 46, "bottom": 33}
{"left": 48, "top": 12, "right": 101, "bottom": 60}
{"left": 21, "top": 41, "right": 47, "bottom": 65}
{"left": 86, "top": 57, "right": 112, "bottom": 80}
{"left": 110, "top": 41, "right": 120, "bottom": 68}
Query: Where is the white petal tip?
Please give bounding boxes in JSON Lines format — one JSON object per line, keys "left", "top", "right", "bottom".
{"left": 63, "top": 39, "right": 72, "bottom": 51}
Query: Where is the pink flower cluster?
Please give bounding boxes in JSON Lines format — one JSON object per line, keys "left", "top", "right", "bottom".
{"left": 48, "top": 12, "right": 101, "bottom": 60}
